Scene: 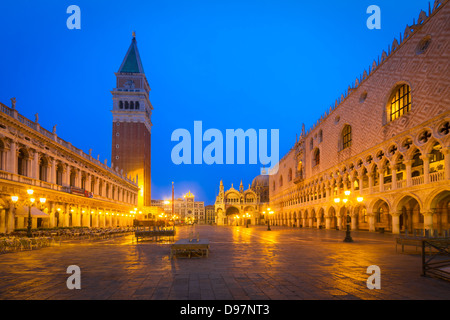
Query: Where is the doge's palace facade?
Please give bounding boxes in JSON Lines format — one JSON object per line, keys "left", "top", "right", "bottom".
{"left": 269, "top": 1, "right": 450, "bottom": 235}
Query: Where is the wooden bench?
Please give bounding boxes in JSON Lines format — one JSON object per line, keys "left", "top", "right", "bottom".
{"left": 170, "top": 239, "right": 210, "bottom": 259}
{"left": 134, "top": 227, "right": 176, "bottom": 242}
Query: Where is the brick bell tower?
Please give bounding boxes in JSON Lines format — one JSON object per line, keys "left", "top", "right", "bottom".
{"left": 111, "top": 32, "right": 152, "bottom": 207}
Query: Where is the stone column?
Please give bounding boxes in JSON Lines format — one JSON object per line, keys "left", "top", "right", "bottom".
{"left": 0, "top": 209, "right": 5, "bottom": 234}
{"left": 30, "top": 150, "right": 39, "bottom": 180}
{"left": 351, "top": 211, "right": 358, "bottom": 230}
{"left": 62, "top": 164, "right": 69, "bottom": 186}
{"left": 76, "top": 169, "right": 81, "bottom": 188}
{"left": 48, "top": 202, "right": 55, "bottom": 228}
{"left": 350, "top": 174, "right": 355, "bottom": 193}
{"left": 367, "top": 210, "right": 376, "bottom": 232}
{"left": 368, "top": 173, "right": 374, "bottom": 194}
{"left": 423, "top": 211, "right": 434, "bottom": 232}
{"left": 325, "top": 216, "right": 331, "bottom": 229}
{"left": 7, "top": 204, "right": 15, "bottom": 234}
{"left": 49, "top": 158, "right": 56, "bottom": 184}
{"left": 7, "top": 140, "right": 17, "bottom": 173}
{"left": 405, "top": 160, "right": 413, "bottom": 187}
{"left": 391, "top": 166, "right": 397, "bottom": 190}
{"left": 443, "top": 149, "right": 450, "bottom": 181}
{"left": 336, "top": 211, "right": 342, "bottom": 230}
{"left": 64, "top": 204, "right": 70, "bottom": 227}
{"left": 379, "top": 167, "right": 384, "bottom": 192}
{"left": 392, "top": 212, "right": 401, "bottom": 234}
{"left": 359, "top": 176, "right": 364, "bottom": 194}
{"left": 421, "top": 154, "right": 430, "bottom": 185}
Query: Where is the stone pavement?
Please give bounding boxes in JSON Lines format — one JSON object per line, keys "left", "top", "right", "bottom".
{"left": 0, "top": 225, "right": 449, "bottom": 300}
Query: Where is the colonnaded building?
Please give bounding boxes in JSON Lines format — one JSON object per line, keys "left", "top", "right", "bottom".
{"left": 0, "top": 102, "right": 140, "bottom": 234}
{"left": 268, "top": 1, "right": 450, "bottom": 235}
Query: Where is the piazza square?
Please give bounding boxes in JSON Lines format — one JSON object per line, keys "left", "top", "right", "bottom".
{"left": 0, "top": 0, "right": 449, "bottom": 311}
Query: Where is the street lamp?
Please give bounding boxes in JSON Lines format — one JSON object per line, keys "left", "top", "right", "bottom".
{"left": 11, "top": 189, "right": 46, "bottom": 238}
{"left": 334, "top": 190, "right": 363, "bottom": 242}
{"left": 267, "top": 208, "right": 274, "bottom": 231}
{"left": 245, "top": 213, "right": 250, "bottom": 228}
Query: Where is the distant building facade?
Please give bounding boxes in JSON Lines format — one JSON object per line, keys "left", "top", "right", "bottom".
{"left": 204, "top": 205, "right": 215, "bottom": 225}
{"left": 268, "top": 3, "right": 450, "bottom": 235}
{"left": 151, "top": 191, "right": 205, "bottom": 224}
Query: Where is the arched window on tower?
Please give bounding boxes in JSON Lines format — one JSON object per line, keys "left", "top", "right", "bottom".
{"left": 135, "top": 101, "right": 140, "bottom": 110}
{"left": 119, "top": 101, "right": 123, "bottom": 109}
{"left": 388, "top": 84, "right": 411, "bottom": 122}
{"left": 130, "top": 101, "right": 134, "bottom": 109}
{"left": 125, "top": 101, "right": 129, "bottom": 109}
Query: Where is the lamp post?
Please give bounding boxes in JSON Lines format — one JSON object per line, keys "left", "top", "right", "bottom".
{"left": 11, "top": 189, "right": 46, "bottom": 238}
{"left": 334, "top": 190, "right": 363, "bottom": 242}
{"left": 266, "top": 208, "right": 274, "bottom": 231}
{"left": 245, "top": 213, "right": 250, "bottom": 228}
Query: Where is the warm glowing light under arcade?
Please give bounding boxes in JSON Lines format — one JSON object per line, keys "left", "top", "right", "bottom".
{"left": 334, "top": 190, "right": 364, "bottom": 204}
{"left": 27, "top": 189, "right": 34, "bottom": 195}
{"left": 11, "top": 196, "right": 18, "bottom": 202}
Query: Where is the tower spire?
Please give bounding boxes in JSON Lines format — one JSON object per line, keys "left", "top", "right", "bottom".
{"left": 118, "top": 33, "right": 144, "bottom": 74}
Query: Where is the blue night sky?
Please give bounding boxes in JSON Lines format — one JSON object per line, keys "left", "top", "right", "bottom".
{"left": 0, "top": 0, "right": 430, "bottom": 205}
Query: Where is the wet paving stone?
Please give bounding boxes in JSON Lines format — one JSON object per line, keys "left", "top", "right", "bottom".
{"left": 0, "top": 225, "right": 449, "bottom": 300}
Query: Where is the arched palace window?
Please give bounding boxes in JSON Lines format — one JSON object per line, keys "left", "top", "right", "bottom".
{"left": 389, "top": 84, "right": 411, "bottom": 122}
{"left": 342, "top": 125, "right": 352, "bottom": 150}
{"left": 313, "top": 148, "right": 320, "bottom": 167}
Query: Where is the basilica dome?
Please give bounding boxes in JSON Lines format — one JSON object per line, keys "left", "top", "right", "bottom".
{"left": 251, "top": 174, "right": 269, "bottom": 189}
